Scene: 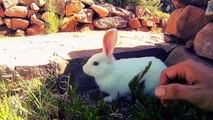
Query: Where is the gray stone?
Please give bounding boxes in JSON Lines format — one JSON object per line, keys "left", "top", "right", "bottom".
{"left": 93, "top": 16, "right": 127, "bottom": 29}
{"left": 0, "top": 65, "right": 19, "bottom": 81}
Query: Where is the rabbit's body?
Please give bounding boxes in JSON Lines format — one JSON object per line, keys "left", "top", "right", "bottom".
{"left": 83, "top": 29, "right": 167, "bottom": 102}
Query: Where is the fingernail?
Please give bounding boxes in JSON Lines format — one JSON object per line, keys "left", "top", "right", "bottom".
{"left": 155, "top": 87, "right": 165, "bottom": 97}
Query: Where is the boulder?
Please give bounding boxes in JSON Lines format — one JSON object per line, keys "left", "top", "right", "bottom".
{"left": 141, "top": 19, "right": 156, "bottom": 27}
{"left": 128, "top": 18, "right": 141, "bottom": 29}
{"left": 30, "top": 2, "right": 40, "bottom": 11}
{"left": 206, "top": 0, "right": 213, "bottom": 20}
{"left": 26, "top": 24, "right": 46, "bottom": 35}
{"left": 60, "top": 16, "right": 78, "bottom": 32}
{"left": 0, "top": 17, "right": 4, "bottom": 26}
{"left": 27, "top": 10, "right": 36, "bottom": 18}
{"left": 78, "top": 23, "right": 94, "bottom": 32}
{"left": 2, "top": 0, "right": 18, "bottom": 9}
{"left": 0, "top": 6, "right": 4, "bottom": 17}
{"left": 90, "top": 4, "right": 109, "bottom": 17}
{"left": 172, "top": 0, "right": 208, "bottom": 8}
{"left": 4, "top": 18, "right": 12, "bottom": 29}
{"left": 93, "top": 16, "right": 127, "bottom": 29}
{"left": 172, "top": 0, "right": 187, "bottom": 8}
{"left": 4, "top": 6, "right": 28, "bottom": 18}
{"left": 65, "top": 1, "right": 85, "bottom": 16}
{"left": 166, "top": 5, "right": 210, "bottom": 41}
{"left": 0, "top": 65, "right": 19, "bottom": 81}
{"left": 44, "top": 0, "right": 66, "bottom": 16}
{"left": 14, "top": 29, "right": 25, "bottom": 36}
{"left": 11, "top": 18, "right": 29, "bottom": 30}
{"left": 30, "top": 14, "right": 44, "bottom": 26}
{"left": 19, "top": 0, "right": 46, "bottom": 7}
{"left": 111, "top": 7, "right": 135, "bottom": 20}
{"left": 194, "top": 23, "right": 213, "bottom": 60}
{"left": 76, "top": 9, "right": 93, "bottom": 23}
{"left": 151, "top": 17, "right": 160, "bottom": 24}
{"left": 80, "top": 0, "right": 93, "bottom": 5}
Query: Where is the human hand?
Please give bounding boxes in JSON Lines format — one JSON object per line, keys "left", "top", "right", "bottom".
{"left": 155, "top": 59, "right": 213, "bottom": 111}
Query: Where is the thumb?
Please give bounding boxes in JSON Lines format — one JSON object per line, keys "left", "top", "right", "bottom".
{"left": 155, "top": 84, "right": 193, "bottom": 101}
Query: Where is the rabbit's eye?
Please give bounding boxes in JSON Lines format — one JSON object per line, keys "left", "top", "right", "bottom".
{"left": 93, "top": 61, "right": 99, "bottom": 66}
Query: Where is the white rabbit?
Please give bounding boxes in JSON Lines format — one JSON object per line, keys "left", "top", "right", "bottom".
{"left": 83, "top": 29, "right": 167, "bottom": 102}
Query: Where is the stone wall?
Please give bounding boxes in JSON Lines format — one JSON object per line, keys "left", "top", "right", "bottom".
{"left": 0, "top": 0, "right": 169, "bottom": 36}
{"left": 165, "top": 0, "right": 213, "bottom": 65}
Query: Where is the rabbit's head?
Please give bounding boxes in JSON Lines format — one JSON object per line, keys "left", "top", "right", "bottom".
{"left": 83, "top": 29, "right": 117, "bottom": 79}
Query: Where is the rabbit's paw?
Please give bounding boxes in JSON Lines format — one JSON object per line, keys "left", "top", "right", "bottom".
{"left": 104, "top": 96, "right": 113, "bottom": 103}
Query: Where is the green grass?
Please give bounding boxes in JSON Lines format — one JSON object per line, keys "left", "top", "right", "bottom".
{"left": 0, "top": 66, "right": 213, "bottom": 120}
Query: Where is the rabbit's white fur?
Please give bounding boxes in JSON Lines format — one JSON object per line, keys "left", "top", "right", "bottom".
{"left": 83, "top": 29, "right": 167, "bottom": 102}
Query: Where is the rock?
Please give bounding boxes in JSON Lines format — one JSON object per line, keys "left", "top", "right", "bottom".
{"left": 11, "top": 18, "right": 29, "bottom": 30}
{"left": 26, "top": 24, "right": 45, "bottom": 35}
{"left": 151, "top": 17, "right": 160, "bottom": 24}
{"left": 166, "top": 5, "right": 210, "bottom": 41}
{"left": 90, "top": 4, "right": 109, "bottom": 17}
{"left": 0, "top": 0, "right": 2, "bottom": 4}
{"left": 206, "top": 0, "right": 213, "bottom": 20}
{"left": 172, "top": 0, "right": 187, "bottom": 8}
{"left": 60, "top": 16, "right": 78, "bottom": 32}
{"left": 165, "top": 46, "right": 197, "bottom": 66}
{"left": 77, "top": 9, "right": 93, "bottom": 23}
{"left": 0, "top": 17, "right": 4, "bottom": 26}
{"left": 175, "top": 0, "right": 208, "bottom": 8}
{"left": 139, "top": 27, "right": 150, "bottom": 32}
{"left": 141, "top": 20, "right": 156, "bottom": 27}
{"left": 0, "top": 65, "right": 19, "bottom": 81}
{"left": 111, "top": 7, "right": 135, "bottom": 20}
{"left": 19, "top": 0, "right": 46, "bottom": 7}
{"left": 93, "top": 16, "right": 127, "bottom": 29}
{"left": 100, "top": 3, "right": 115, "bottom": 13}
{"left": 65, "top": 1, "right": 85, "bottom": 16}
{"left": 15, "top": 55, "right": 68, "bottom": 80}
{"left": 30, "top": 14, "right": 44, "bottom": 26}
{"left": 30, "top": 2, "right": 40, "bottom": 11}
{"left": 0, "top": 6, "right": 5, "bottom": 17}
{"left": 135, "top": 5, "right": 151, "bottom": 20}
{"left": 44, "top": 0, "right": 66, "bottom": 16}
{"left": 2, "top": 0, "right": 18, "bottom": 9}
{"left": 15, "top": 29, "right": 25, "bottom": 36}
{"left": 80, "top": 0, "right": 93, "bottom": 5}
{"left": 194, "top": 23, "right": 213, "bottom": 60}
{"left": 4, "top": 18, "right": 12, "bottom": 29}
{"left": 128, "top": 18, "right": 141, "bottom": 29}
{"left": 79, "top": 23, "right": 94, "bottom": 32}
{"left": 4, "top": 6, "right": 28, "bottom": 18}
{"left": 27, "top": 10, "right": 36, "bottom": 18}
{"left": 41, "top": 12, "right": 57, "bottom": 23}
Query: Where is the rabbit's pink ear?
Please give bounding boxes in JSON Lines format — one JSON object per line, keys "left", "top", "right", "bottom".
{"left": 103, "top": 29, "right": 117, "bottom": 58}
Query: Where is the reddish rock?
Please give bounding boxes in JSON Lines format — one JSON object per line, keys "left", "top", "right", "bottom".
{"left": 93, "top": 16, "right": 127, "bottom": 29}
{"left": 0, "top": 6, "right": 4, "bottom": 17}
{"left": 166, "top": 5, "right": 210, "bottom": 41}
{"left": 151, "top": 17, "right": 160, "bottom": 24}
{"left": 141, "top": 20, "right": 156, "bottom": 27}
{"left": 15, "top": 29, "right": 25, "bottom": 36}
{"left": 172, "top": 0, "right": 187, "bottom": 8}
{"left": 194, "top": 23, "right": 213, "bottom": 60}
{"left": 172, "top": 0, "right": 208, "bottom": 8}
{"left": 11, "top": 18, "right": 29, "bottom": 30}
{"left": 2, "top": 0, "right": 18, "bottom": 9}
{"left": 111, "top": 7, "right": 135, "bottom": 20}
{"left": 128, "top": 18, "right": 141, "bottom": 29}
{"left": 30, "top": 14, "right": 44, "bottom": 26}
{"left": 0, "top": 17, "right": 4, "bottom": 26}
{"left": 0, "top": 0, "right": 2, "bottom": 4}
{"left": 80, "top": 0, "right": 93, "bottom": 5}
{"left": 30, "top": 2, "right": 40, "bottom": 11}
{"left": 135, "top": 5, "right": 151, "bottom": 20}
{"left": 79, "top": 23, "right": 94, "bottom": 32}
{"left": 4, "top": 6, "right": 28, "bottom": 18}
{"left": 41, "top": 12, "right": 57, "bottom": 23}
{"left": 65, "top": 1, "right": 85, "bottom": 16}
{"left": 77, "top": 9, "right": 93, "bottom": 23}
{"left": 139, "top": 27, "right": 150, "bottom": 32}
{"left": 27, "top": 10, "right": 36, "bottom": 18}
{"left": 19, "top": 0, "right": 46, "bottom": 7}
{"left": 90, "top": 4, "right": 109, "bottom": 17}
{"left": 60, "top": 16, "right": 78, "bottom": 32}
{"left": 43, "top": 0, "right": 65, "bottom": 16}
{"left": 26, "top": 24, "right": 45, "bottom": 36}
{"left": 4, "top": 18, "right": 12, "bottom": 29}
